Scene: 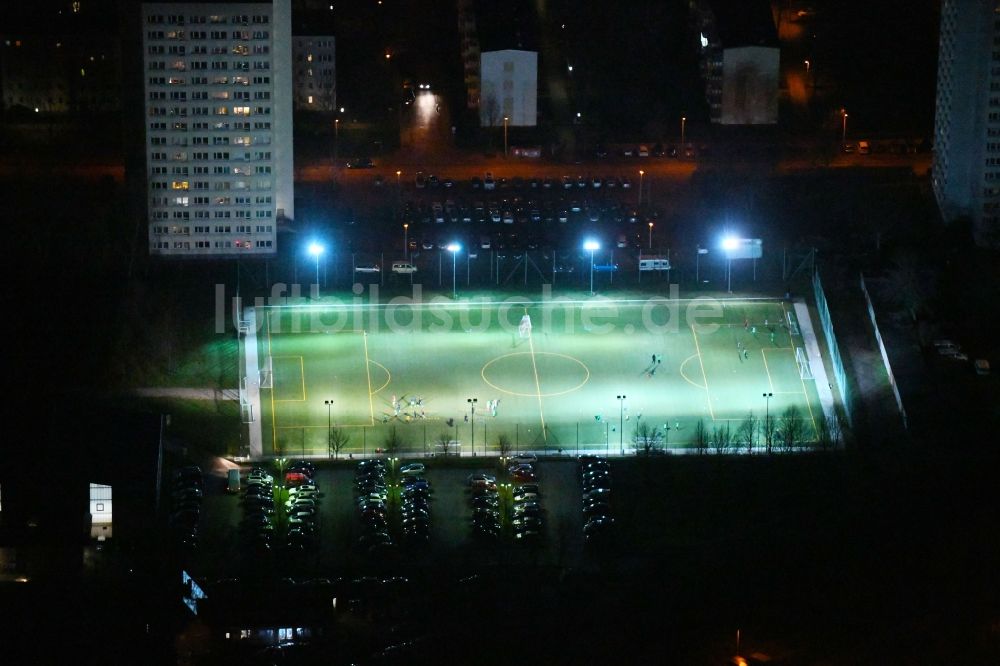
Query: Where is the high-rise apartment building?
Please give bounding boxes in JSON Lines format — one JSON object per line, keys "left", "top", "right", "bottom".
{"left": 292, "top": 36, "right": 335, "bottom": 111}
{"left": 689, "top": 0, "right": 779, "bottom": 125}
{"left": 142, "top": 1, "right": 293, "bottom": 257}
{"left": 933, "top": 0, "right": 1000, "bottom": 246}
{"left": 479, "top": 49, "right": 537, "bottom": 127}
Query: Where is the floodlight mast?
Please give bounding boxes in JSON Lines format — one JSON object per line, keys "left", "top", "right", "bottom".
{"left": 307, "top": 241, "right": 325, "bottom": 298}
{"left": 584, "top": 240, "right": 600, "bottom": 295}
{"left": 721, "top": 236, "right": 738, "bottom": 293}
{"left": 447, "top": 243, "right": 460, "bottom": 298}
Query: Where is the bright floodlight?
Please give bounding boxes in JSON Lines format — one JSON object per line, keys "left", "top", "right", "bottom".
{"left": 721, "top": 236, "right": 739, "bottom": 251}
{"left": 307, "top": 241, "right": 325, "bottom": 257}
{"left": 583, "top": 240, "right": 600, "bottom": 251}
{"left": 446, "top": 243, "right": 461, "bottom": 253}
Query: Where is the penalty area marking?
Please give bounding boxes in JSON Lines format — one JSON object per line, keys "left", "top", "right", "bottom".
{"left": 679, "top": 354, "right": 707, "bottom": 390}
{"left": 369, "top": 360, "right": 391, "bottom": 394}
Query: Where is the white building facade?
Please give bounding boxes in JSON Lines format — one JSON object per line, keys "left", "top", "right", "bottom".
{"left": 142, "top": 1, "right": 294, "bottom": 258}
{"left": 292, "top": 36, "right": 335, "bottom": 111}
{"left": 720, "top": 46, "right": 779, "bottom": 125}
{"left": 933, "top": 0, "right": 1000, "bottom": 246}
{"left": 690, "top": 0, "right": 779, "bottom": 125}
{"left": 479, "top": 49, "right": 537, "bottom": 127}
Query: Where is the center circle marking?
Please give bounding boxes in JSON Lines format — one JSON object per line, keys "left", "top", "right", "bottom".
{"left": 481, "top": 352, "right": 590, "bottom": 397}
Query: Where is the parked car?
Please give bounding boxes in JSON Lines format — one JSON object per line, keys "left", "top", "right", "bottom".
{"left": 346, "top": 157, "right": 375, "bottom": 168}
{"left": 399, "top": 463, "right": 426, "bottom": 476}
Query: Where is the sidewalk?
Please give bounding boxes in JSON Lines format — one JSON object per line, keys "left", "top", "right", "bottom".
{"left": 135, "top": 387, "right": 239, "bottom": 401}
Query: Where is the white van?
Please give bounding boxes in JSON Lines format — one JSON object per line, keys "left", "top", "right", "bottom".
{"left": 391, "top": 262, "right": 417, "bottom": 274}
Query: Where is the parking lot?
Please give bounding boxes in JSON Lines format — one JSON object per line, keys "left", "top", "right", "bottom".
{"left": 178, "top": 457, "right": 590, "bottom": 578}
{"left": 399, "top": 173, "right": 652, "bottom": 256}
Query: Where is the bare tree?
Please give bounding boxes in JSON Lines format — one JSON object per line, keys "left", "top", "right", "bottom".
{"left": 737, "top": 411, "right": 758, "bottom": 455}
{"left": 329, "top": 427, "right": 350, "bottom": 459}
{"left": 816, "top": 414, "right": 843, "bottom": 451}
{"left": 496, "top": 433, "right": 513, "bottom": 459}
{"left": 383, "top": 426, "right": 403, "bottom": 457}
{"left": 482, "top": 92, "right": 500, "bottom": 128}
{"left": 693, "top": 419, "right": 708, "bottom": 455}
{"left": 437, "top": 432, "right": 453, "bottom": 456}
{"left": 762, "top": 414, "right": 777, "bottom": 455}
{"left": 779, "top": 406, "right": 806, "bottom": 452}
{"left": 633, "top": 421, "right": 663, "bottom": 456}
{"left": 711, "top": 422, "right": 732, "bottom": 455}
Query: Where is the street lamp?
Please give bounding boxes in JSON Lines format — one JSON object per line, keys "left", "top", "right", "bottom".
{"left": 841, "top": 110, "right": 848, "bottom": 145}
{"left": 447, "top": 242, "right": 460, "bottom": 298}
{"left": 467, "top": 398, "right": 478, "bottom": 455}
{"left": 804, "top": 59, "right": 810, "bottom": 73}
{"left": 324, "top": 399, "right": 334, "bottom": 458}
{"left": 681, "top": 116, "right": 687, "bottom": 150}
{"left": 396, "top": 169, "right": 401, "bottom": 189}
{"left": 638, "top": 169, "right": 645, "bottom": 207}
{"left": 334, "top": 118, "right": 339, "bottom": 160}
{"left": 617, "top": 395, "right": 626, "bottom": 455}
{"left": 584, "top": 239, "right": 599, "bottom": 295}
{"left": 503, "top": 116, "right": 509, "bottom": 157}
{"left": 696, "top": 245, "right": 708, "bottom": 284}
{"left": 403, "top": 223, "right": 409, "bottom": 260}
{"left": 763, "top": 392, "right": 773, "bottom": 453}
{"left": 307, "top": 241, "right": 324, "bottom": 298}
{"left": 648, "top": 222, "right": 654, "bottom": 249}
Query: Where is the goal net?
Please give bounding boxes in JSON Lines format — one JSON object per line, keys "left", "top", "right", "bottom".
{"left": 786, "top": 310, "right": 800, "bottom": 337}
{"left": 519, "top": 314, "right": 532, "bottom": 339}
{"left": 796, "top": 346, "right": 814, "bottom": 380}
{"left": 259, "top": 355, "right": 273, "bottom": 389}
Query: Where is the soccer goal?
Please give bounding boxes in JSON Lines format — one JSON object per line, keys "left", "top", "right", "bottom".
{"left": 796, "top": 346, "right": 814, "bottom": 380}
{"left": 519, "top": 314, "right": 533, "bottom": 339}
{"left": 786, "top": 310, "right": 800, "bottom": 337}
{"left": 259, "top": 355, "right": 273, "bottom": 389}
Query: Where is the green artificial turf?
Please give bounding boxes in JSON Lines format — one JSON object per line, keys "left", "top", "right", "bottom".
{"left": 255, "top": 296, "right": 821, "bottom": 457}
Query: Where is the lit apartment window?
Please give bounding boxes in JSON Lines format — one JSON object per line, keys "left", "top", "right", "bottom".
{"left": 171, "top": 181, "right": 189, "bottom": 190}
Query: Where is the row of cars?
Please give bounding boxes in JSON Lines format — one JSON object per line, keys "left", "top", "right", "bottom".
{"left": 414, "top": 172, "right": 635, "bottom": 193}
{"left": 507, "top": 458, "right": 543, "bottom": 543}
{"left": 398, "top": 463, "right": 432, "bottom": 547}
{"left": 355, "top": 459, "right": 393, "bottom": 554}
{"left": 579, "top": 456, "right": 614, "bottom": 544}
{"left": 284, "top": 461, "right": 320, "bottom": 552}
{"left": 169, "top": 466, "right": 204, "bottom": 551}
{"left": 467, "top": 473, "right": 501, "bottom": 542}
{"left": 239, "top": 460, "right": 319, "bottom": 554}
{"left": 466, "top": 453, "right": 543, "bottom": 544}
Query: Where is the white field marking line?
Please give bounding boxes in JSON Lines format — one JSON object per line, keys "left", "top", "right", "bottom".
{"left": 525, "top": 309, "right": 548, "bottom": 442}
{"left": 781, "top": 301, "right": 819, "bottom": 439}
{"left": 690, "top": 325, "right": 715, "bottom": 420}
{"left": 258, "top": 297, "right": 786, "bottom": 312}
{"left": 267, "top": 308, "right": 278, "bottom": 450}
{"left": 362, "top": 331, "right": 375, "bottom": 426}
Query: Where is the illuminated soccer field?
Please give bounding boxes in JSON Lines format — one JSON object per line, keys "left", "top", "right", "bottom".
{"left": 254, "top": 297, "right": 824, "bottom": 456}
